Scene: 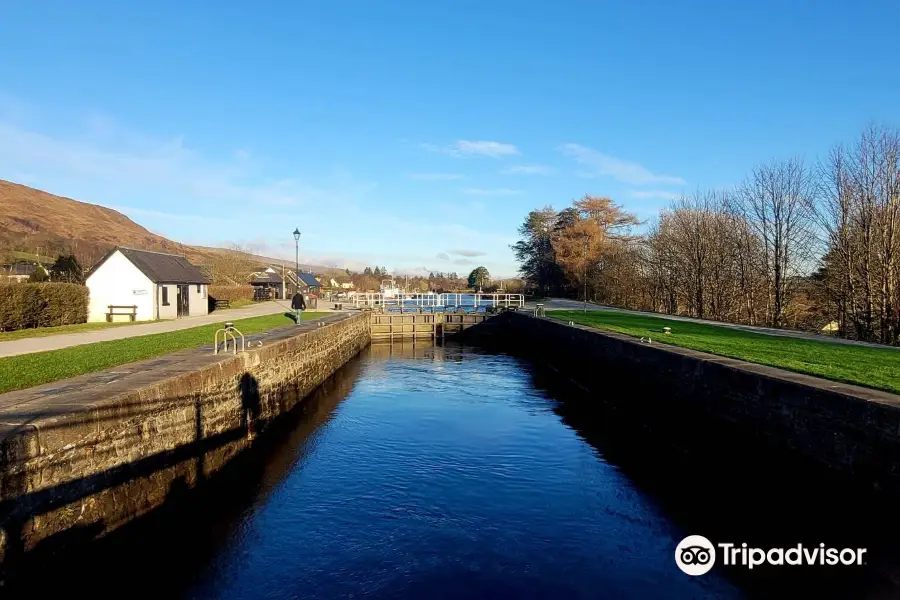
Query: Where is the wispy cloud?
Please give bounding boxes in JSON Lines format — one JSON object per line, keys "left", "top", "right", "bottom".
{"left": 501, "top": 164, "right": 555, "bottom": 175}
{"left": 462, "top": 187, "right": 520, "bottom": 196}
{"left": 629, "top": 190, "right": 680, "bottom": 200}
{"left": 448, "top": 249, "right": 486, "bottom": 257}
{"left": 453, "top": 258, "right": 474, "bottom": 266}
{"left": 423, "top": 139, "right": 519, "bottom": 158}
{"left": 559, "top": 143, "right": 685, "bottom": 186}
{"left": 408, "top": 172, "right": 465, "bottom": 181}
{"left": 0, "top": 116, "right": 375, "bottom": 208}
{"left": 436, "top": 252, "right": 450, "bottom": 260}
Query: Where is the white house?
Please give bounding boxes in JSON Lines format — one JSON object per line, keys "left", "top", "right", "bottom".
{"left": 86, "top": 247, "right": 211, "bottom": 322}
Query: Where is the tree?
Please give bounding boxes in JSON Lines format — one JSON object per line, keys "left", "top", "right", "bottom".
{"left": 573, "top": 195, "right": 640, "bottom": 234}
{"left": 467, "top": 266, "right": 491, "bottom": 290}
{"left": 512, "top": 207, "right": 565, "bottom": 296}
{"left": 49, "top": 254, "right": 84, "bottom": 283}
{"left": 738, "top": 157, "right": 816, "bottom": 327}
{"left": 551, "top": 218, "right": 605, "bottom": 300}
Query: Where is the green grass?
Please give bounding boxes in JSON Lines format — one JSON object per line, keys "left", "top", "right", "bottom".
{"left": 223, "top": 298, "right": 255, "bottom": 309}
{"left": 552, "top": 310, "right": 900, "bottom": 395}
{"left": 0, "top": 312, "right": 327, "bottom": 394}
{"left": 2, "top": 299, "right": 270, "bottom": 342}
{"left": 0, "top": 320, "right": 157, "bottom": 342}
{"left": 6, "top": 251, "right": 55, "bottom": 263}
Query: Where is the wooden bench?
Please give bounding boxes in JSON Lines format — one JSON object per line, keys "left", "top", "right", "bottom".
{"left": 106, "top": 305, "right": 137, "bottom": 322}
{"left": 214, "top": 299, "right": 231, "bottom": 309}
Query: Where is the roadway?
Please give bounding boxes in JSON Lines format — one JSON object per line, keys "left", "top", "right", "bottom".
{"left": 530, "top": 297, "right": 899, "bottom": 350}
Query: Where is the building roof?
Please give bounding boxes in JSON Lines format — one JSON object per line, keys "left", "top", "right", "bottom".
{"left": 94, "top": 247, "right": 210, "bottom": 284}
{"left": 250, "top": 272, "right": 283, "bottom": 284}
{"left": 297, "top": 272, "right": 320, "bottom": 287}
{"left": 4, "top": 261, "right": 38, "bottom": 276}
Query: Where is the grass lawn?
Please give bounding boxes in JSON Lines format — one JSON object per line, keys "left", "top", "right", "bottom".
{"left": 2, "top": 299, "right": 269, "bottom": 342}
{"left": 0, "top": 312, "right": 327, "bottom": 394}
{"left": 224, "top": 298, "right": 255, "bottom": 309}
{"left": 551, "top": 310, "right": 900, "bottom": 395}
{"left": 0, "top": 320, "right": 158, "bottom": 343}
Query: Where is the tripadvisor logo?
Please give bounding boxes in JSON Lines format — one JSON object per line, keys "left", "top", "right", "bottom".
{"left": 675, "top": 535, "right": 867, "bottom": 576}
{"left": 676, "top": 535, "right": 716, "bottom": 576}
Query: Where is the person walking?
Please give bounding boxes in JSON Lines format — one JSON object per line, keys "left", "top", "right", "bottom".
{"left": 291, "top": 290, "right": 306, "bottom": 324}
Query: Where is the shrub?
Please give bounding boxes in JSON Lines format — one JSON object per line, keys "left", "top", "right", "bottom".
{"left": 37, "top": 283, "right": 89, "bottom": 327}
{"left": 208, "top": 285, "right": 258, "bottom": 312}
{"left": 0, "top": 283, "right": 89, "bottom": 331}
{"left": 208, "top": 285, "right": 255, "bottom": 303}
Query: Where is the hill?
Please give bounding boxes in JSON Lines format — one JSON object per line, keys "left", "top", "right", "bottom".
{"left": 0, "top": 179, "right": 333, "bottom": 274}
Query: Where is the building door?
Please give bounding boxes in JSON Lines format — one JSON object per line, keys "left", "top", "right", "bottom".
{"left": 177, "top": 284, "right": 190, "bottom": 317}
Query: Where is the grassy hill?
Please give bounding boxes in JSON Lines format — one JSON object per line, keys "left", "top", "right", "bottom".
{"left": 0, "top": 179, "right": 334, "bottom": 273}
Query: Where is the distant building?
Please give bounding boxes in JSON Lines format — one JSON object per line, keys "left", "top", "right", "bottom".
{"left": 2, "top": 260, "right": 44, "bottom": 283}
{"left": 85, "top": 247, "right": 210, "bottom": 322}
{"left": 250, "top": 268, "right": 285, "bottom": 300}
{"left": 296, "top": 272, "right": 321, "bottom": 294}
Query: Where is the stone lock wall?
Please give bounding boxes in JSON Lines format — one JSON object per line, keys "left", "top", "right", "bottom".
{"left": 465, "top": 311, "right": 900, "bottom": 494}
{"left": 0, "top": 312, "right": 371, "bottom": 568}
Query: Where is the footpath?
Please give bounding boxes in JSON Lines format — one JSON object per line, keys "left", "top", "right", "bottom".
{"left": 0, "top": 300, "right": 339, "bottom": 358}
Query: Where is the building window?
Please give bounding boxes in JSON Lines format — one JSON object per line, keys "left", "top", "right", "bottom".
{"left": 196, "top": 284, "right": 201, "bottom": 293}
{"left": 201, "top": 285, "right": 207, "bottom": 299}
{"left": 162, "top": 286, "right": 170, "bottom": 306}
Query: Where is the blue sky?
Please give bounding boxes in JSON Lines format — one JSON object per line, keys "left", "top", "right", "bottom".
{"left": 2, "top": 0, "right": 899, "bottom": 277}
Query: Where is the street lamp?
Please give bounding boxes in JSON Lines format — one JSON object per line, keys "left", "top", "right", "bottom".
{"left": 293, "top": 228, "right": 301, "bottom": 295}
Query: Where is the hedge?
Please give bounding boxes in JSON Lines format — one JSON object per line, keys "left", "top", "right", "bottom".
{"left": 207, "top": 285, "right": 255, "bottom": 303}
{"left": 0, "top": 283, "right": 89, "bottom": 331}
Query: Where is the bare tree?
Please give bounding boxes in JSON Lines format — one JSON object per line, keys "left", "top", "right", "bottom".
{"left": 738, "top": 157, "right": 817, "bottom": 327}
{"left": 207, "top": 243, "right": 260, "bottom": 285}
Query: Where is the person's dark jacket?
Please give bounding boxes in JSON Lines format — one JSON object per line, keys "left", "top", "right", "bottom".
{"left": 291, "top": 293, "right": 306, "bottom": 310}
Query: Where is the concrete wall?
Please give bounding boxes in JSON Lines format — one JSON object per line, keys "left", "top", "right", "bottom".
{"left": 467, "top": 312, "right": 900, "bottom": 494}
{"left": 188, "top": 283, "right": 209, "bottom": 317}
{"left": 157, "top": 283, "right": 177, "bottom": 320}
{"left": 85, "top": 250, "right": 156, "bottom": 322}
{"left": 0, "top": 312, "right": 370, "bottom": 569}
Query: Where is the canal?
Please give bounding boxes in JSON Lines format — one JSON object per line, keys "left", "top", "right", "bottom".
{"left": 11, "top": 342, "right": 900, "bottom": 599}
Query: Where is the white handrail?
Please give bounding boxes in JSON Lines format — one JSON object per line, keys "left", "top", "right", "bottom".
{"left": 214, "top": 324, "right": 246, "bottom": 354}
{"left": 354, "top": 292, "right": 524, "bottom": 309}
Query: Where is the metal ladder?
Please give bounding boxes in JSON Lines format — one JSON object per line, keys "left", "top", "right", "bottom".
{"left": 214, "top": 322, "right": 245, "bottom": 355}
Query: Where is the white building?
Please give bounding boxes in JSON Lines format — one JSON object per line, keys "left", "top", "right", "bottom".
{"left": 86, "top": 247, "right": 210, "bottom": 322}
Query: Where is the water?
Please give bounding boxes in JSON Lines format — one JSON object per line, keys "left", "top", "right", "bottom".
{"left": 183, "top": 344, "right": 739, "bottom": 599}
{"left": 14, "top": 343, "right": 900, "bottom": 599}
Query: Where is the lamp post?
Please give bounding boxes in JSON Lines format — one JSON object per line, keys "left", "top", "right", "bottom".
{"left": 293, "top": 228, "right": 301, "bottom": 296}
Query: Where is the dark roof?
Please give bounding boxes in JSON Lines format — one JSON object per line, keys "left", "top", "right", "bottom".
{"left": 4, "top": 261, "right": 38, "bottom": 276}
{"left": 298, "top": 272, "right": 320, "bottom": 287}
{"left": 250, "top": 272, "right": 283, "bottom": 284}
{"left": 98, "top": 247, "right": 210, "bottom": 284}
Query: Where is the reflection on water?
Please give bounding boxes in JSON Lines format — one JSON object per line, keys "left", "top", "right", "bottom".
{"left": 11, "top": 342, "right": 900, "bottom": 599}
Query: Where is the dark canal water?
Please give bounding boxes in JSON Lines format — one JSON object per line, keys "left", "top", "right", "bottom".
{"left": 15, "top": 343, "right": 900, "bottom": 599}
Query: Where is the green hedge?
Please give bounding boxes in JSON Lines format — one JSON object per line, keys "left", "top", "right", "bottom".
{"left": 208, "top": 285, "right": 255, "bottom": 302}
{"left": 0, "top": 283, "right": 89, "bottom": 331}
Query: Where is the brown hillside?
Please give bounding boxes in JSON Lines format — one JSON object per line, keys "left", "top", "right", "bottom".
{"left": 0, "top": 179, "right": 335, "bottom": 273}
{"left": 0, "top": 179, "right": 192, "bottom": 265}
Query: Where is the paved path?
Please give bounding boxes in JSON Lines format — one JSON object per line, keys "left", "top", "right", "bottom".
{"left": 0, "top": 300, "right": 339, "bottom": 359}
{"left": 531, "top": 297, "right": 899, "bottom": 350}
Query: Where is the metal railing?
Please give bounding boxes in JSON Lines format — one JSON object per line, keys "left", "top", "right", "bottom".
{"left": 353, "top": 293, "right": 525, "bottom": 310}
{"left": 214, "top": 321, "right": 245, "bottom": 354}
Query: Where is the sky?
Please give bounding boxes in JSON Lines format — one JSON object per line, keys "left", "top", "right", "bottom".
{"left": 2, "top": 0, "right": 900, "bottom": 278}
